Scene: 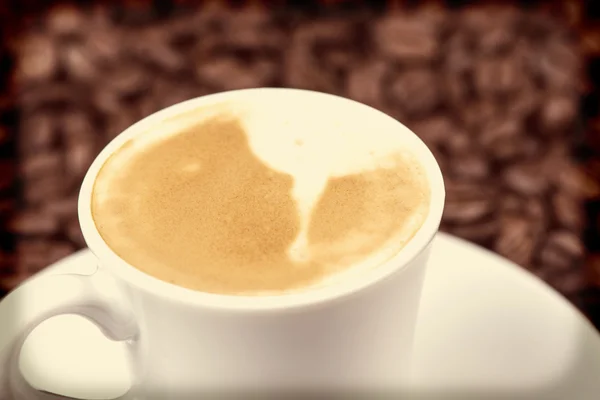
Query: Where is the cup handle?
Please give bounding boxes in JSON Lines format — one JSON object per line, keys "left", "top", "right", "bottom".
{"left": 0, "top": 268, "right": 139, "bottom": 400}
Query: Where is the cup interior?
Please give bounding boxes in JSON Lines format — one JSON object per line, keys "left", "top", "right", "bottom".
{"left": 78, "top": 88, "right": 445, "bottom": 311}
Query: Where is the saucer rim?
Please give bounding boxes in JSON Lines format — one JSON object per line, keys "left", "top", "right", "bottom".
{"left": 18, "top": 232, "right": 600, "bottom": 399}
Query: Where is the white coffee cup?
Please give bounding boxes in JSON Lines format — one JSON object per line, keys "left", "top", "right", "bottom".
{"left": 0, "top": 88, "right": 444, "bottom": 399}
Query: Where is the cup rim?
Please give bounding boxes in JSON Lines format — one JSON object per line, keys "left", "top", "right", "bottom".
{"left": 78, "top": 88, "right": 445, "bottom": 312}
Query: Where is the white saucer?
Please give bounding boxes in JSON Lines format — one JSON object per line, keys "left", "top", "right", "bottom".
{"left": 16, "top": 233, "right": 600, "bottom": 399}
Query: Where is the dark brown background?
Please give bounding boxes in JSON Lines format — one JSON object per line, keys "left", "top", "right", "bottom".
{"left": 1, "top": 0, "right": 600, "bottom": 329}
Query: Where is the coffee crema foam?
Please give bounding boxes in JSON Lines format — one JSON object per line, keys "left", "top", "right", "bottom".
{"left": 92, "top": 98, "right": 431, "bottom": 296}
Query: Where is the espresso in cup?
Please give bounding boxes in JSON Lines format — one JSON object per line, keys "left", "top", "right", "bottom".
{"left": 91, "top": 96, "right": 430, "bottom": 296}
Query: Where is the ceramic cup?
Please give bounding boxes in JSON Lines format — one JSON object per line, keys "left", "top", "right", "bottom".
{"left": 0, "top": 88, "right": 445, "bottom": 399}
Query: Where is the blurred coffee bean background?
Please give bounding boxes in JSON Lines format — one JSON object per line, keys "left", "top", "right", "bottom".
{"left": 1, "top": 0, "right": 600, "bottom": 326}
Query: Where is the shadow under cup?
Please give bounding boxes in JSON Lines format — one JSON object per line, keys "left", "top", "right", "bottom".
{"left": 76, "top": 88, "right": 446, "bottom": 394}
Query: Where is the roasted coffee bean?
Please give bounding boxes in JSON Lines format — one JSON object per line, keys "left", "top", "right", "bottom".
{"left": 293, "top": 19, "right": 358, "bottom": 46}
{"left": 581, "top": 29, "right": 600, "bottom": 58}
{"left": 442, "top": 48, "right": 472, "bottom": 106}
{"left": 552, "top": 191, "right": 584, "bottom": 231}
{"left": 524, "top": 198, "right": 547, "bottom": 231}
{"left": 444, "top": 179, "right": 496, "bottom": 201}
{"left": 507, "top": 87, "right": 541, "bottom": 120}
{"left": 493, "top": 136, "right": 541, "bottom": 162}
{"left": 478, "top": 24, "right": 516, "bottom": 56}
{"left": 460, "top": 100, "right": 501, "bottom": 132}
{"left": 539, "top": 94, "right": 578, "bottom": 134}
{"left": 110, "top": 1, "right": 164, "bottom": 25}
{"left": 65, "top": 141, "right": 97, "bottom": 180}
{"left": 479, "top": 119, "right": 521, "bottom": 150}
{"left": 537, "top": 39, "right": 581, "bottom": 91}
{"left": 498, "top": 196, "right": 546, "bottom": 236}
{"left": 524, "top": 14, "right": 558, "bottom": 39}
{"left": 94, "top": 88, "right": 123, "bottom": 115}
{"left": 449, "top": 153, "right": 490, "bottom": 181}
{"left": 549, "top": 230, "right": 584, "bottom": 259}
{"left": 374, "top": 14, "right": 440, "bottom": 62}
{"left": 161, "top": 15, "right": 203, "bottom": 49}
{"left": 18, "top": 83, "right": 81, "bottom": 110}
{"left": 197, "top": 57, "right": 273, "bottom": 90}
{"left": 61, "top": 111, "right": 96, "bottom": 146}
{"left": 503, "top": 161, "right": 549, "bottom": 196}
{"left": 285, "top": 48, "right": 338, "bottom": 93}
{"left": 462, "top": 7, "right": 517, "bottom": 35}
{"left": 128, "top": 31, "right": 187, "bottom": 73}
{"left": 473, "top": 59, "right": 499, "bottom": 97}
{"left": 474, "top": 57, "right": 521, "bottom": 96}
{"left": 105, "top": 65, "right": 150, "bottom": 97}
{"left": 20, "top": 153, "right": 63, "bottom": 180}
{"left": 84, "top": 29, "right": 121, "bottom": 66}
{"left": 223, "top": 9, "right": 284, "bottom": 51}
{"left": 251, "top": 60, "right": 280, "bottom": 87}
{"left": 388, "top": 68, "right": 439, "bottom": 116}
{"left": 500, "top": 194, "right": 523, "bottom": 215}
{"left": 549, "top": 270, "right": 587, "bottom": 295}
{"left": 495, "top": 214, "right": 536, "bottom": 268}
{"left": 15, "top": 35, "right": 59, "bottom": 83}
{"left": 153, "top": 85, "right": 201, "bottom": 110}
{"left": 443, "top": 199, "right": 493, "bottom": 224}
{"left": 322, "top": 48, "right": 361, "bottom": 72}
{"left": 23, "top": 175, "right": 67, "bottom": 206}
{"left": 8, "top": 210, "right": 59, "bottom": 236}
{"left": 44, "top": 196, "right": 78, "bottom": 222}
{"left": 189, "top": 0, "right": 231, "bottom": 27}
{"left": 469, "top": 8, "right": 519, "bottom": 53}
{"left": 449, "top": 219, "right": 499, "bottom": 244}
{"left": 410, "top": 115, "right": 456, "bottom": 146}
{"left": 19, "top": 113, "right": 57, "bottom": 152}
{"left": 346, "top": 60, "right": 389, "bottom": 109}
{"left": 443, "top": 129, "right": 472, "bottom": 155}
{"left": 46, "top": 6, "right": 86, "bottom": 38}
{"left": 442, "top": 73, "right": 470, "bottom": 109}
{"left": 553, "top": 161, "right": 600, "bottom": 200}
{"left": 445, "top": 33, "right": 473, "bottom": 74}
{"left": 538, "top": 230, "right": 583, "bottom": 271}
{"left": 63, "top": 44, "right": 101, "bottom": 81}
